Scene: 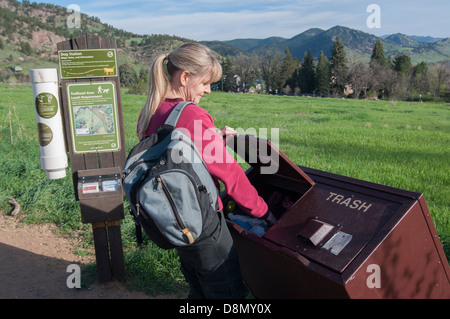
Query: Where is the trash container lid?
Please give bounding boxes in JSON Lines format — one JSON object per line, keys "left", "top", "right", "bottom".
{"left": 226, "top": 134, "right": 315, "bottom": 188}
{"left": 263, "top": 171, "right": 414, "bottom": 274}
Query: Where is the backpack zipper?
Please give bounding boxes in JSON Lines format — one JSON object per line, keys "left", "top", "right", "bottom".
{"left": 158, "top": 175, "right": 195, "bottom": 244}
{"left": 124, "top": 159, "right": 166, "bottom": 207}
{"left": 136, "top": 170, "right": 200, "bottom": 244}
{"left": 122, "top": 158, "right": 161, "bottom": 180}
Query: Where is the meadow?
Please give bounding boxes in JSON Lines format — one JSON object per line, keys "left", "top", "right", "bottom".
{"left": 0, "top": 84, "right": 448, "bottom": 295}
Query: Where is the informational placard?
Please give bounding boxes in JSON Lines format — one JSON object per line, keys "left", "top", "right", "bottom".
{"left": 59, "top": 49, "right": 117, "bottom": 79}
{"left": 35, "top": 92, "right": 58, "bottom": 119}
{"left": 66, "top": 81, "right": 121, "bottom": 154}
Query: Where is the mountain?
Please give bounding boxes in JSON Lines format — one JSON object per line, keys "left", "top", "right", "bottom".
{"left": 0, "top": 0, "right": 194, "bottom": 78}
{"left": 211, "top": 26, "right": 449, "bottom": 64}
{"left": 0, "top": 0, "right": 448, "bottom": 82}
{"left": 406, "top": 35, "right": 444, "bottom": 44}
{"left": 284, "top": 26, "right": 379, "bottom": 60}
{"left": 226, "top": 36, "right": 287, "bottom": 52}
{"left": 383, "top": 33, "right": 421, "bottom": 48}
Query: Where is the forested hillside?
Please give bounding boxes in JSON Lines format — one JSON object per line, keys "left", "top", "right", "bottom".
{"left": 0, "top": 0, "right": 193, "bottom": 83}
{"left": 0, "top": 0, "right": 448, "bottom": 101}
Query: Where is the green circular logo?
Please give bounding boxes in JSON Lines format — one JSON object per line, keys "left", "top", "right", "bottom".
{"left": 37, "top": 123, "right": 53, "bottom": 146}
{"left": 35, "top": 93, "right": 58, "bottom": 119}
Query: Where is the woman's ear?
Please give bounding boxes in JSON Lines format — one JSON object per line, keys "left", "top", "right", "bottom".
{"left": 180, "top": 70, "right": 190, "bottom": 87}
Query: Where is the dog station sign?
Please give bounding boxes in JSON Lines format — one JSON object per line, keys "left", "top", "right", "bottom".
{"left": 66, "top": 81, "right": 121, "bottom": 154}
{"left": 58, "top": 49, "right": 118, "bottom": 79}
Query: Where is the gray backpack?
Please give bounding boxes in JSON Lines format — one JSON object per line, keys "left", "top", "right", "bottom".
{"left": 122, "top": 102, "right": 219, "bottom": 249}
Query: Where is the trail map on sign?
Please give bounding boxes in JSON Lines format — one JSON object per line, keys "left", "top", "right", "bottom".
{"left": 74, "top": 104, "right": 115, "bottom": 136}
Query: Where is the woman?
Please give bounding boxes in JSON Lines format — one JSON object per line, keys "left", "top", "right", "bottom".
{"left": 137, "top": 43, "right": 275, "bottom": 299}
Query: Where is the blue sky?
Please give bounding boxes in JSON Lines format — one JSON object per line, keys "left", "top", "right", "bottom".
{"left": 40, "top": 0, "right": 449, "bottom": 41}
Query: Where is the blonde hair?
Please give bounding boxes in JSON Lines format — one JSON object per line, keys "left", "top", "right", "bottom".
{"left": 137, "top": 43, "right": 222, "bottom": 140}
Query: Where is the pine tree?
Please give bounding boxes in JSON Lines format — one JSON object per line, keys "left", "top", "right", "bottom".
{"left": 19, "top": 42, "right": 33, "bottom": 56}
{"left": 221, "top": 55, "right": 234, "bottom": 92}
{"left": 370, "top": 39, "right": 388, "bottom": 68}
{"left": 390, "top": 54, "right": 413, "bottom": 97}
{"left": 298, "top": 49, "right": 315, "bottom": 94}
{"left": 315, "top": 51, "right": 331, "bottom": 95}
{"left": 393, "top": 54, "right": 412, "bottom": 78}
{"left": 285, "top": 68, "right": 300, "bottom": 92}
{"left": 411, "top": 61, "right": 430, "bottom": 93}
{"left": 281, "top": 48, "right": 298, "bottom": 88}
{"left": 329, "top": 37, "right": 348, "bottom": 94}
{"left": 259, "top": 50, "right": 286, "bottom": 94}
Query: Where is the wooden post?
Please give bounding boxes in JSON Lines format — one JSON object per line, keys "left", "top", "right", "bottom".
{"left": 107, "top": 220, "right": 125, "bottom": 280}
{"left": 92, "top": 222, "right": 112, "bottom": 283}
{"left": 57, "top": 34, "right": 126, "bottom": 283}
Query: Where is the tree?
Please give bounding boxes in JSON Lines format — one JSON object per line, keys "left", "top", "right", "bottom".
{"left": 392, "top": 55, "right": 412, "bottom": 96}
{"left": 315, "top": 51, "right": 331, "bottom": 95}
{"left": 370, "top": 39, "right": 388, "bottom": 68}
{"left": 369, "top": 40, "right": 392, "bottom": 97}
{"left": 280, "top": 48, "right": 298, "bottom": 90}
{"left": 330, "top": 37, "right": 348, "bottom": 94}
{"left": 411, "top": 61, "right": 430, "bottom": 93}
{"left": 431, "top": 60, "right": 450, "bottom": 97}
{"left": 368, "top": 60, "right": 392, "bottom": 98}
{"left": 393, "top": 55, "right": 412, "bottom": 78}
{"left": 220, "top": 55, "right": 235, "bottom": 92}
{"left": 285, "top": 68, "right": 300, "bottom": 93}
{"left": 19, "top": 41, "right": 33, "bottom": 55}
{"left": 298, "top": 49, "right": 315, "bottom": 94}
{"left": 232, "top": 54, "right": 261, "bottom": 93}
{"left": 259, "top": 49, "right": 284, "bottom": 94}
{"left": 128, "top": 67, "right": 150, "bottom": 95}
{"left": 138, "top": 67, "right": 149, "bottom": 81}
{"left": 368, "top": 58, "right": 397, "bottom": 99}
{"left": 348, "top": 61, "right": 371, "bottom": 98}
{"left": 118, "top": 63, "right": 138, "bottom": 87}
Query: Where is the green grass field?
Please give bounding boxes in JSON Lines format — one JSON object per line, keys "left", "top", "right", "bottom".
{"left": 0, "top": 84, "right": 448, "bottom": 295}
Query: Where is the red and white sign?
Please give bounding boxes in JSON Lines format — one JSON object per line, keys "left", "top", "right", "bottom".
{"left": 82, "top": 182, "right": 99, "bottom": 194}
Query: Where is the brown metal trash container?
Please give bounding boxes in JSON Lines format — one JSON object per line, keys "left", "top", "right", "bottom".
{"left": 222, "top": 135, "right": 450, "bottom": 299}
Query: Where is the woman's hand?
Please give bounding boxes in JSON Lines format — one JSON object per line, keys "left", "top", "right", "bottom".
{"left": 219, "top": 126, "right": 238, "bottom": 137}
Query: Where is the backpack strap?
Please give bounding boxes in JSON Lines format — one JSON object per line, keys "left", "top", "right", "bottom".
{"left": 164, "top": 101, "right": 195, "bottom": 128}
{"left": 128, "top": 206, "right": 143, "bottom": 245}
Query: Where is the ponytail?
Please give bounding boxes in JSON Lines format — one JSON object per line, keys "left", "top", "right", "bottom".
{"left": 137, "top": 54, "right": 169, "bottom": 140}
{"left": 137, "top": 43, "right": 222, "bottom": 140}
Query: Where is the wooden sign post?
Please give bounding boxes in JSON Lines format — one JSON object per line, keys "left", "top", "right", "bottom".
{"left": 57, "top": 34, "right": 126, "bottom": 283}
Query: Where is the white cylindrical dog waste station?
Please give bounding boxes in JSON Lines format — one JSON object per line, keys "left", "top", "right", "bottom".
{"left": 31, "top": 68, "right": 68, "bottom": 179}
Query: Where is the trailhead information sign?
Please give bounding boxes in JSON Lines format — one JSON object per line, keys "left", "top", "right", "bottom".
{"left": 59, "top": 49, "right": 118, "bottom": 79}
{"left": 66, "top": 81, "right": 121, "bottom": 154}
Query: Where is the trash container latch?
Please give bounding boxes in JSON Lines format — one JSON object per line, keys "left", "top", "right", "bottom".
{"left": 297, "top": 218, "right": 341, "bottom": 247}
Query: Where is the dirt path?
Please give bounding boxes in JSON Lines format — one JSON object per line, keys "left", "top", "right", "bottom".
{"left": 0, "top": 213, "right": 157, "bottom": 299}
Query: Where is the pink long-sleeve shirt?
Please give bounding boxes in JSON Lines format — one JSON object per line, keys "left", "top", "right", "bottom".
{"left": 138, "top": 98, "right": 268, "bottom": 218}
